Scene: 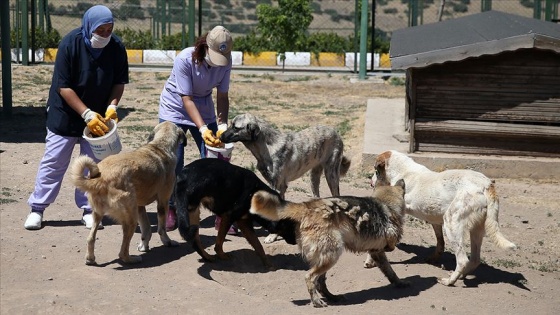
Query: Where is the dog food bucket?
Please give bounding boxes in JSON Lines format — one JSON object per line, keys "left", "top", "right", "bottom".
{"left": 205, "top": 143, "right": 234, "bottom": 162}
{"left": 82, "top": 119, "right": 122, "bottom": 160}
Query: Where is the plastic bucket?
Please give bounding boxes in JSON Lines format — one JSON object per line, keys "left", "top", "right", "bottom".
{"left": 82, "top": 119, "right": 122, "bottom": 160}
{"left": 205, "top": 143, "right": 234, "bottom": 162}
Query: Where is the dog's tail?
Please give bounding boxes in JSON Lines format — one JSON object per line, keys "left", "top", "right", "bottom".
{"left": 484, "top": 182, "right": 517, "bottom": 250}
{"left": 70, "top": 155, "right": 106, "bottom": 194}
{"left": 250, "top": 190, "right": 308, "bottom": 222}
{"left": 340, "top": 156, "right": 351, "bottom": 177}
{"left": 174, "top": 186, "right": 197, "bottom": 241}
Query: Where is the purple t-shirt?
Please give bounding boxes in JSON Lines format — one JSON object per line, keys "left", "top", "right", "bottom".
{"left": 159, "top": 47, "right": 231, "bottom": 126}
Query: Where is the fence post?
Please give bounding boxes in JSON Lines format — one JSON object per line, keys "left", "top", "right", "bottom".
{"left": 21, "top": 0, "right": 29, "bottom": 65}
{"left": 1, "top": 0, "right": 13, "bottom": 118}
{"left": 189, "top": 0, "right": 195, "bottom": 46}
{"left": 359, "top": 0, "right": 368, "bottom": 79}
{"left": 481, "top": 0, "right": 492, "bottom": 12}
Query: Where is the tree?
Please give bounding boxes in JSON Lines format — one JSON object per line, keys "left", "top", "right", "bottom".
{"left": 256, "top": 0, "right": 313, "bottom": 69}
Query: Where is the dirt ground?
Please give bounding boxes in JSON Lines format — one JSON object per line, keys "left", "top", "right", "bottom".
{"left": 1, "top": 65, "right": 559, "bottom": 314}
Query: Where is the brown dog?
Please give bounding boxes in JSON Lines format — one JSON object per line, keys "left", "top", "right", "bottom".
{"left": 71, "top": 121, "right": 186, "bottom": 265}
{"left": 250, "top": 180, "right": 409, "bottom": 308}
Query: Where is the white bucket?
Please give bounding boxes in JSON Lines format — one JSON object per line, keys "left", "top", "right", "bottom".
{"left": 82, "top": 119, "right": 122, "bottom": 160}
{"left": 205, "top": 143, "right": 234, "bottom": 162}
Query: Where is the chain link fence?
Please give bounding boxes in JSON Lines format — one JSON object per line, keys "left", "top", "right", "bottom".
{"left": 5, "top": 0, "right": 559, "bottom": 70}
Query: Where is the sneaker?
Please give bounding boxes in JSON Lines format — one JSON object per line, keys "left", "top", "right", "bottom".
{"left": 24, "top": 212, "right": 43, "bottom": 230}
{"left": 82, "top": 213, "right": 104, "bottom": 230}
{"left": 166, "top": 206, "right": 177, "bottom": 231}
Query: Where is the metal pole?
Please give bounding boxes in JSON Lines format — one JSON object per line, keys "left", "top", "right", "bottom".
{"left": 22, "top": 0, "right": 29, "bottom": 65}
{"left": 189, "top": 0, "right": 196, "bottom": 45}
{"left": 181, "top": 0, "right": 186, "bottom": 48}
{"left": 534, "top": 0, "right": 542, "bottom": 19}
{"left": 31, "top": 0, "right": 36, "bottom": 63}
{"left": 359, "top": 0, "right": 368, "bottom": 80}
{"left": 198, "top": 0, "right": 202, "bottom": 37}
{"left": 370, "top": 0, "right": 375, "bottom": 72}
{"left": 353, "top": 0, "right": 359, "bottom": 73}
{"left": 1, "top": 0, "right": 13, "bottom": 117}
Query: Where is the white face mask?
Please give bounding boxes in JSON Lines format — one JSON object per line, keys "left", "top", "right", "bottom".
{"left": 90, "top": 33, "right": 111, "bottom": 49}
{"left": 204, "top": 54, "right": 218, "bottom": 67}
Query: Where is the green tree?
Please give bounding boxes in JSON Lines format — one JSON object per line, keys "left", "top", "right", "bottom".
{"left": 256, "top": 0, "right": 313, "bottom": 69}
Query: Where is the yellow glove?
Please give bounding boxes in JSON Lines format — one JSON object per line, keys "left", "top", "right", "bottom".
{"left": 216, "top": 123, "right": 227, "bottom": 139}
{"left": 82, "top": 109, "right": 109, "bottom": 137}
{"left": 104, "top": 104, "right": 118, "bottom": 122}
{"left": 199, "top": 125, "right": 220, "bottom": 147}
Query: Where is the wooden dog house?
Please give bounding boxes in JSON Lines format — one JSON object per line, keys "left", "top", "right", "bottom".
{"left": 390, "top": 11, "right": 560, "bottom": 158}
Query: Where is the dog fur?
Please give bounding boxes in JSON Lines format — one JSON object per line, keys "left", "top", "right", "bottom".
{"left": 71, "top": 121, "right": 186, "bottom": 265}
{"left": 174, "top": 158, "right": 296, "bottom": 270}
{"left": 220, "top": 113, "right": 351, "bottom": 243}
{"left": 250, "top": 180, "right": 409, "bottom": 308}
{"left": 370, "top": 150, "right": 517, "bottom": 286}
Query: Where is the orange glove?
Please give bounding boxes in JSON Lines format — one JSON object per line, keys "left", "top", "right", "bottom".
{"left": 104, "top": 104, "right": 118, "bottom": 122}
{"left": 82, "top": 109, "right": 109, "bottom": 137}
{"left": 199, "top": 125, "right": 220, "bottom": 147}
{"left": 216, "top": 123, "right": 228, "bottom": 139}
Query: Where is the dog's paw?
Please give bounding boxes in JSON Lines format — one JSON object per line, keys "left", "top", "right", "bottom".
{"left": 85, "top": 258, "right": 97, "bottom": 266}
{"left": 437, "top": 277, "right": 455, "bottom": 286}
{"left": 311, "top": 298, "right": 328, "bottom": 308}
{"left": 363, "top": 261, "right": 377, "bottom": 269}
{"left": 264, "top": 234, "right": 278, "bottom": 244}
{"left": 137, "top": 243, "right": 149, "bottom": 252}
{"left": 122, "top": 255, "right": 143, "bottom": 264}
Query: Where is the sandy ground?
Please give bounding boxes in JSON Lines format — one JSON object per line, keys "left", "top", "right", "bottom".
{"left": 1, "top": 65, "right": 559, "bottom": 314}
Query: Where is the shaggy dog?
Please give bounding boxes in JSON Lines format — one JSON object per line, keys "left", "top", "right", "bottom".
{"left": 370, "top": 150, "right": 517, "bottom": 286}
{"left": 174, "top": 158, "right": 296, "bottom": 270}
{"left": 71, "top": 121, "right": 185, "bottom": 265}
{"left": 250, "top": 180, "right": 409, "bottom": 307}
{"left": 220, "top": 113, "right": 351, "bottom": 243}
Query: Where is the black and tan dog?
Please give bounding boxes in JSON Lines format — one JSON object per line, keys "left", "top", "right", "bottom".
{"left": 249, "top": 179, "right": 409, "bottom": 308}
{"left": 174, "top": 158, "right": 296, "bottom": 270}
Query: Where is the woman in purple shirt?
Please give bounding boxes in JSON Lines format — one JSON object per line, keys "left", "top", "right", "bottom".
{"left": 24, "top": 5, "right": 129, "bottom": 230}
{"left": 158, "top": 26, "right": 235, "bottom": 233}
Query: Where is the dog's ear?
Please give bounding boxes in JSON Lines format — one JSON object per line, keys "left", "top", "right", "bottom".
{"left": 247, "top": 122, "right": 260, "bottom": 141}
{"left": 395, "top": 178, "right": 405, "bottom": 190}
{"left": 178, "top": 128, "right": 187, "bottom": 145}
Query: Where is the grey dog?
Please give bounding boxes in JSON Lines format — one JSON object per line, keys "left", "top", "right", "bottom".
{"left": 220, "top": 113, "right": 351, "bottom": 243}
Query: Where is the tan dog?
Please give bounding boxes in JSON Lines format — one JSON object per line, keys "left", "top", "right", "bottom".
{"left": 250, "top": 180, "right": 409, "bottom": 308}
{"left": 370, "top": 150, "right": 517, "bottom": 286}
{"left": 71, "top": 121, "right": 186, "bottom": 265}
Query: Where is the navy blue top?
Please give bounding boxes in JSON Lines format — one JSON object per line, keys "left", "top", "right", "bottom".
{"left": 46, "top": 28, "right": 129, "bottom": 137}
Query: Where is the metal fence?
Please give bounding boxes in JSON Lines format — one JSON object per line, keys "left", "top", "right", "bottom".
{"left": 5, "top": 0, "right": 560, "bottom": 70}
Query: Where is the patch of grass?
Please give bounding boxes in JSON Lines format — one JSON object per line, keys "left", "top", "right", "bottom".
{"left": 261, "top": 73, "right": 275, "bottom": 81}
{"left": 120, "top": 125, "right": 154, "bottom": 133}
{"left": 290, "top": 186, "right": 308, "bottom": 193}
{"left": 388, "top": 76, "right": 405, "bottom": 86}
{"left": 529, "top": 260, "right": 559, "bottom": 273}
{"left": 283, "top": 76, "right": 317, "bottom": 82}
{"left": 282, "top": 124, "right": 309, "bottom": 132}
{"left": 0, "top": 198, "right": 18, "bottom": 205}
{"left": 337, "top": 119, "right": 351, "bottom": 136}
{"left": 493, "top": 258, "right": 521, "bottom": 269}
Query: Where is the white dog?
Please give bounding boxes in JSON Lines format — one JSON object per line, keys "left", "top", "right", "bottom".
{"left": 369, "top": 150, "right": 516, "bottom": 286}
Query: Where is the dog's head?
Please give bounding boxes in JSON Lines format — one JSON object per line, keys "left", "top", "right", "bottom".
{"left": 370, "top": 151, "right": 392, "bottom": 189}
{"left": 148, "top": 121, "right": 186, "bottom": 148}
{"left": 219, "top": 113, "right": 261, "bottom": 143}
